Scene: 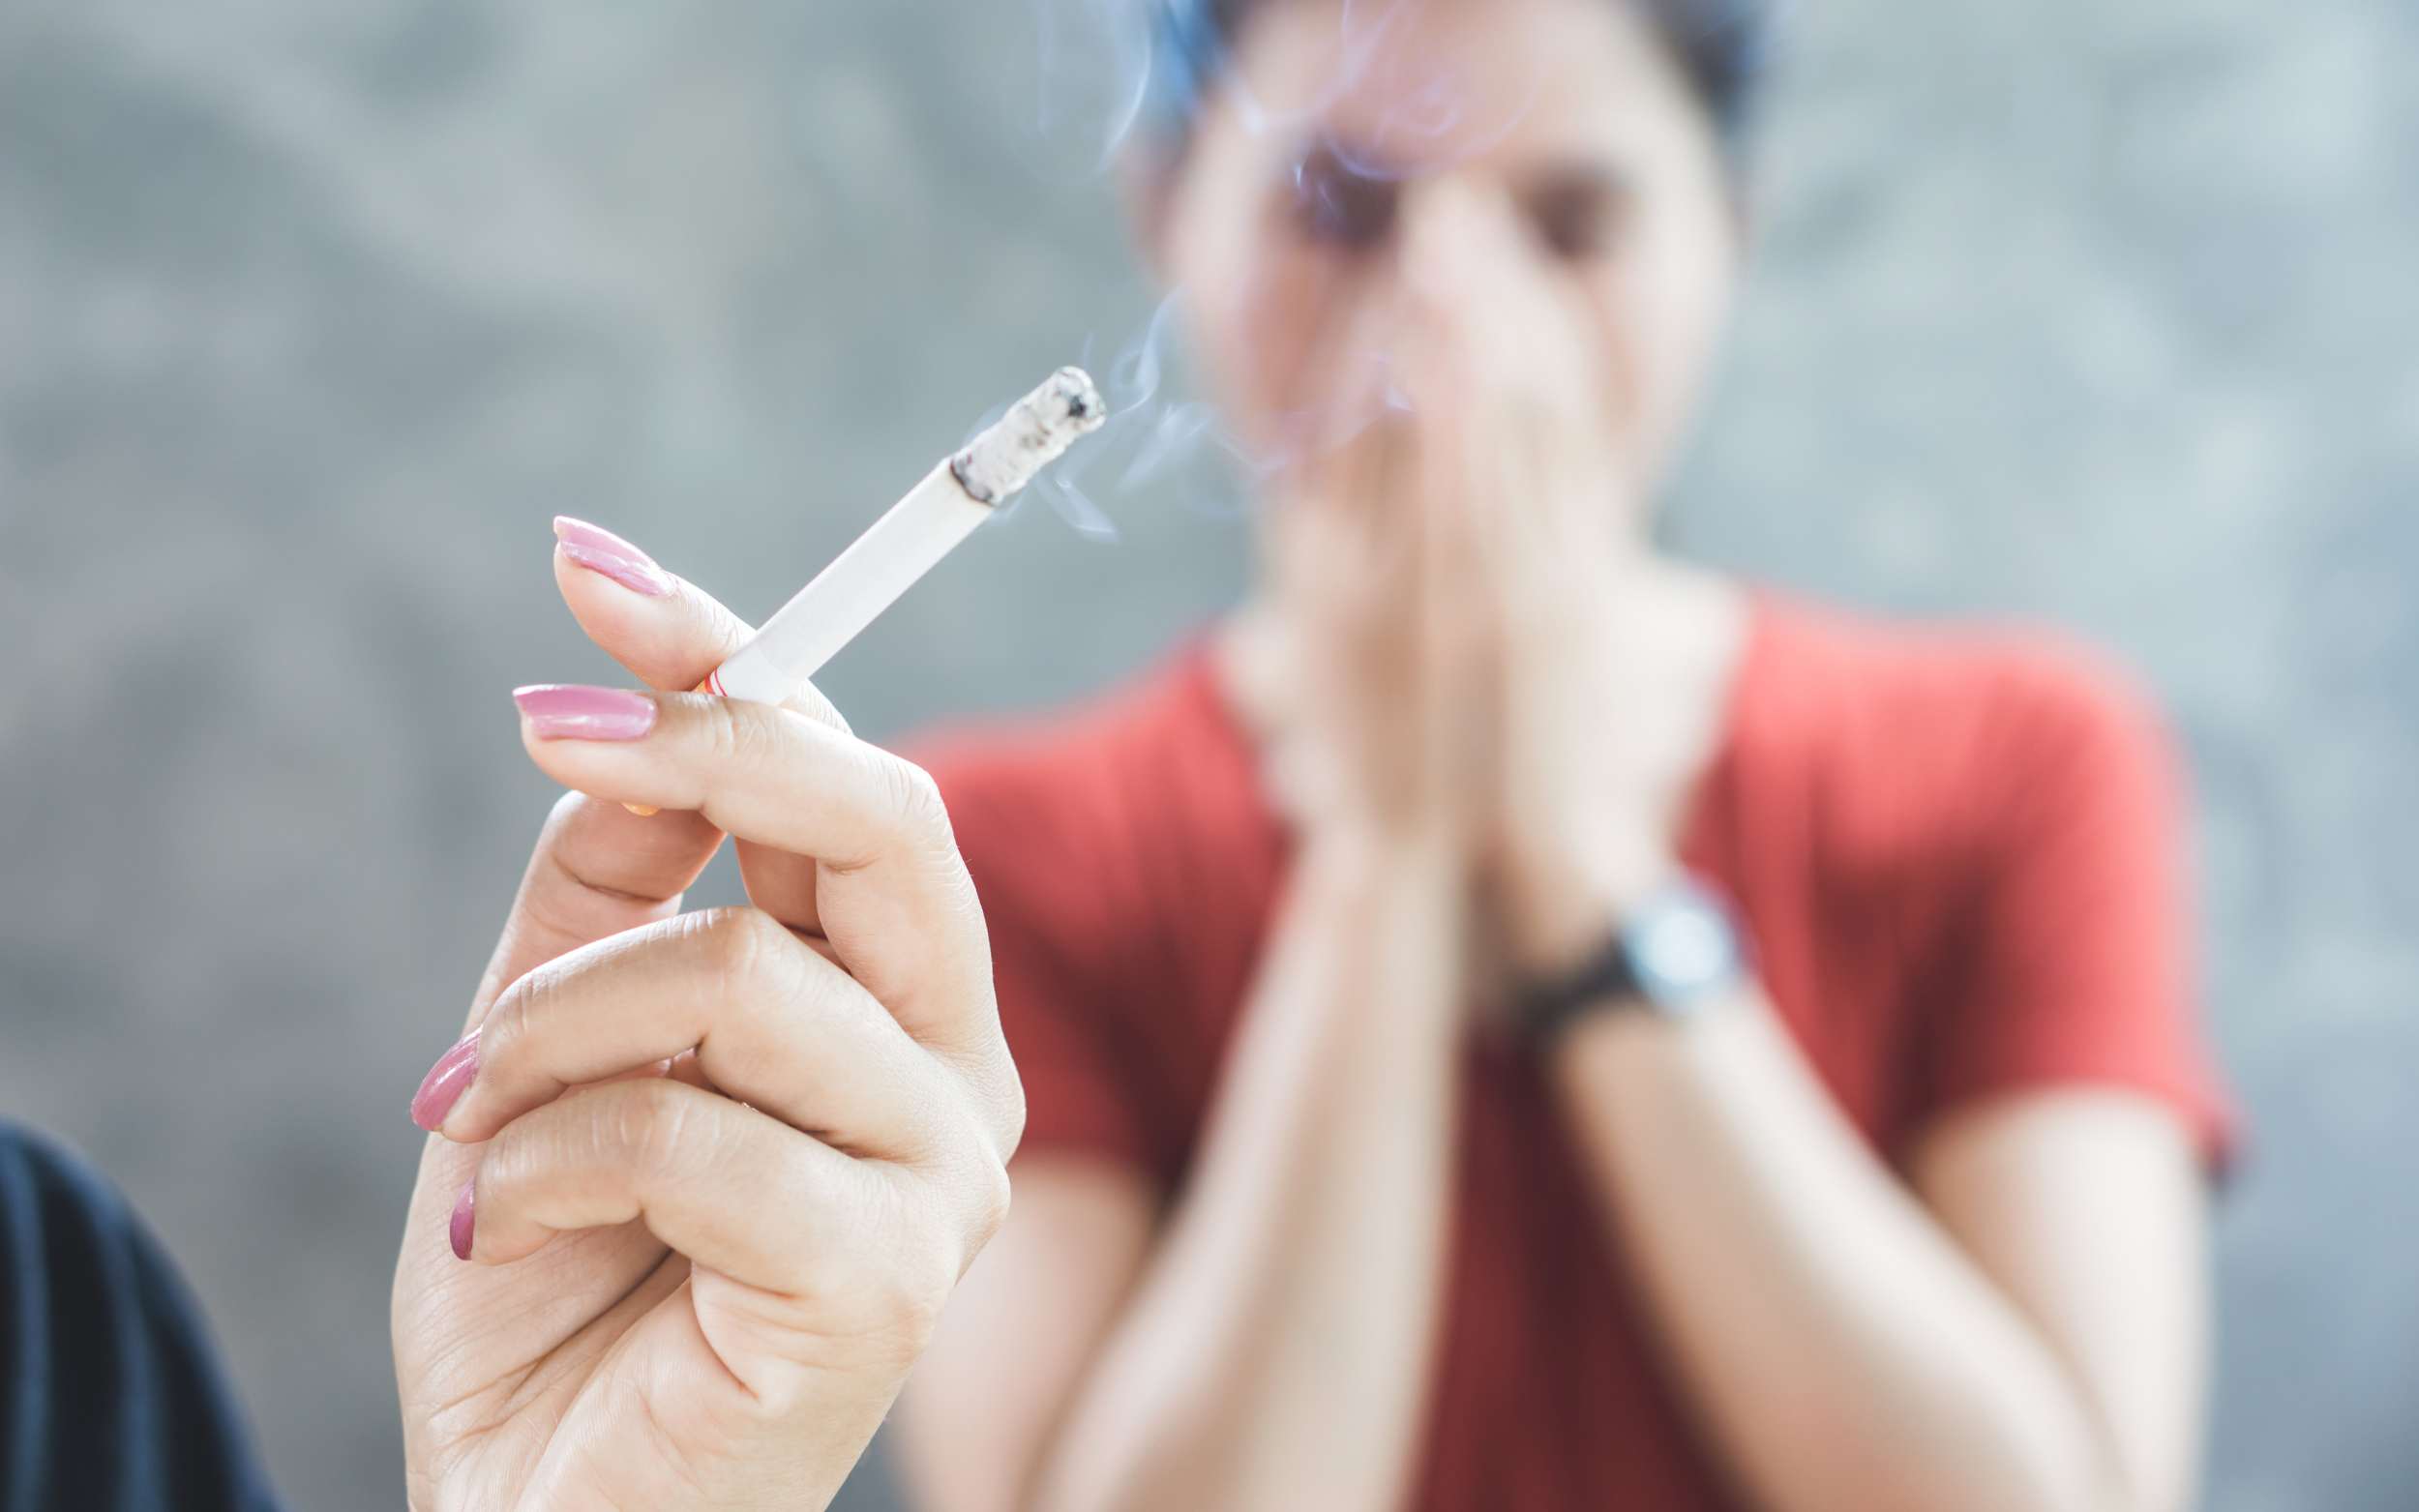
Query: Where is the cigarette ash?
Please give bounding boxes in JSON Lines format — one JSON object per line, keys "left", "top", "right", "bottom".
{"left": 951, "top": 367, "right": 1110, "bottom": 504}
{"left": 946, "top": 288, "right": 1250, "bottom": 545}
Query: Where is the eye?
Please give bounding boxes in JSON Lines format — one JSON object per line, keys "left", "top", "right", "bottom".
{"left": 1290, "top": 146, "right": 1399, "bottom": 253}
{"left": 1525, "top": 167, "right": 1634, "bottom": 260}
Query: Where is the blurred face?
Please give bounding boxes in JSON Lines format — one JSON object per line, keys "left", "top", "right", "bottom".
{"left": 1157, "top": 0, "right": 1740, "bottom": 516}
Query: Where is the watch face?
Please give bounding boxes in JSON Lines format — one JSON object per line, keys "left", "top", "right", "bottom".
{"left": 1625, "top": 885, "right": 1744, "bottom": 1009}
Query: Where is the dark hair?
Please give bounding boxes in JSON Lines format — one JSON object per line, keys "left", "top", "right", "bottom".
{"left": 1145, "top": 0, "right": 1773, "bottom": 159}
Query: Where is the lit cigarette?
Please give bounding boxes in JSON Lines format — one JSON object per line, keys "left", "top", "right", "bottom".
{"left": 706, "top": 367, "right": 1106, "bottom": 704}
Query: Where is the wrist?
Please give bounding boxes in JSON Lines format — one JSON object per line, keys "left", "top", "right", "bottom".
{"left": 1493, "top": 839, "right": 1682, "bottom": 983}
{"left": 1298, "top": 814, "right": 1462, "bottom": 900}
{"left": 1512, "top": 873, "right": 1753, "bottom": 1051}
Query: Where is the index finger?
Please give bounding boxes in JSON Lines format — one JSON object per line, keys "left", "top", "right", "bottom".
{"left": 549, "top": 516, "right": 847, "bottom": 925}
{"left": 516, "top": 690, "right": 999, "bottom": 1064}
{"left": 458, "top": 519, "right": 811, "bottom": 1027}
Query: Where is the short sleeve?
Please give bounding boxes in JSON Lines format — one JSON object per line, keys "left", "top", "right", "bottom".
{"left": 915, "top": 652, "right": 1284, "bottom": 1192}
{"left": 927, "top": 752, "right": 1161, "bottom": 1177}
{"left": 1915, "top": 651, "right": 2236, "bottom": 1166}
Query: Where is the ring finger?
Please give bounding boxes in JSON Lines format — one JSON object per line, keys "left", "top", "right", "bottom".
{"left": 429, "top": 906, "right": 975, "bottom": 1169}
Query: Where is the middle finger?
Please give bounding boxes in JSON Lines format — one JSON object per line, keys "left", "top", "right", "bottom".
{"left": 433, "top": 906, "right": 969, "bottom": 1167}
{"left": 511, "top": 685, "right": 995, "bottom": 1059}
{"left": 465, "top": 791, "right": 724, "bottom": 1029}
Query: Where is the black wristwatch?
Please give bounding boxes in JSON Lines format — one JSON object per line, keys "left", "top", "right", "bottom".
{"left": 1519, "top": 876, "right": 1752, "bottom": 1046}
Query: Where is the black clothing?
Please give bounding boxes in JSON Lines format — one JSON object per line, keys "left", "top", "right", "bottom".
{"left": 0, "top": 1121, "right": 283, "bottom": 1512}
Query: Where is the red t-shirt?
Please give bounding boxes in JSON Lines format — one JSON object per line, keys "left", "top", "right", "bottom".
{"left": 916, "top": 593, "right": 2233, "bottom": 1512}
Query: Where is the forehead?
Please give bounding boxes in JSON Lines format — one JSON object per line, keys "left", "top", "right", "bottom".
{"left": 1221, "top": 0, "right": 1700, "bottom": 171}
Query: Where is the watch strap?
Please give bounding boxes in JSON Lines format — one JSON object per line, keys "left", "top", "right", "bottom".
{"left": 1519, "top": 930, "right": 1650, "bottom": 1047}
{"left": 1518, "top": 875, "right": 1749, "bottom": 1047}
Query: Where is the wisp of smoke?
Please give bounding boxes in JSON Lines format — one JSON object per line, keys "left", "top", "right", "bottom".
{"left": 986, "top": 288, "right": 1259, "bottom": 542}
{"left": 1009, "top": 0, "right": 1157, "bottom": 184}
{"left": 994, "top": 0, "right": 1652, "bottom": 540}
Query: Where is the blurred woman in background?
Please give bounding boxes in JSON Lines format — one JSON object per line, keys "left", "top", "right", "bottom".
{"left": 891, "top": 1, "right": 2232, "bottom": 1510}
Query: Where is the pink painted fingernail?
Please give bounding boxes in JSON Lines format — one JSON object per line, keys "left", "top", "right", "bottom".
{"left": 410, "top": 1030, "right": 480, "bottom": 1132}
{"left": 553, "top": 516, "right": 673, "bottom": 597}
{"left": 512, "top": 685, "right": 659, "bottom": 741}
{"left": 449, "top": 1181, "right": 476, "bottom": 1261}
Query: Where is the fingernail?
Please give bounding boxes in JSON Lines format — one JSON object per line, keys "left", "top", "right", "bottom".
{"left": 513, "top": 685, "right": 659, "bottom": 741}
{"left": 449, "top": 1181, "right": 476, "bottom": 1261}
{"left": 409, "top": 1030, "right": 480, "bottom": 1133}
{"left": 553, "top": 516, "right": 673, "bottom": 597}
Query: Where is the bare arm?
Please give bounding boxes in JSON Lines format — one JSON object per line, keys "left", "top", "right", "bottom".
{"left": 1555, "top": 996, "right": 2208, "bottom": 1512}
{"left": 892, "top": 536, "right": 1481, "bottom": 1512}
{"left": 1022, "top": 833, "right": 1462, "bottom": 1512}
{"left": 893, "top": 1155, "right": 1156, "bottom": 1512}
{"left": 1914, "top": 1087, "right": 2210, "bottom": 1512}
{"left": 899, "top": 980, "right": 2211, "bottom": 1512}
{"left": 893, "top": 822, "right": 1464, "bottom": 1512}
{"left": 902, "top": 188, "right": 1523, "bottom": 1512}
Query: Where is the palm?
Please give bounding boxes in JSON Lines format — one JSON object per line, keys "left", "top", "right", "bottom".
{"left": 399, "top": 1023, "right": 936, "bottom": 1507}
{"left": 400, "top": 1153, "right": 742, "bottom": 1501}
{"left": 396, "top": 872, "right": 927, "bottom": 1509}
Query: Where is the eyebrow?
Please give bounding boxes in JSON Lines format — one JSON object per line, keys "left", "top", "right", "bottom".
{"left": 1524, "top": 157, "right": 1633, "bottom": 191}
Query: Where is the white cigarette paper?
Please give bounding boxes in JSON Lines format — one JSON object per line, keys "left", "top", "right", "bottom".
{"left": 707, "top": 367, "right": 1106, "bottom": 704}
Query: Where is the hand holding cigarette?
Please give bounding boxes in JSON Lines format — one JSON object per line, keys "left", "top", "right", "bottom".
{"left": 394, "top": 554, "right": 1023, "bottom": 1511}
{"left": 387, "top": 373, "right": 1097, "bottom": 1510}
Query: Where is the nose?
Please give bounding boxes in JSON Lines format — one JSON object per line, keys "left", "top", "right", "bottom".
{"left": 1393, "top": 171, "right": 1536, "bottom": 317}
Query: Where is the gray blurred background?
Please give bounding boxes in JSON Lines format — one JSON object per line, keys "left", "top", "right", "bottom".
{"left": 0, "top": 0, "right": 2412, "bottom": 1506}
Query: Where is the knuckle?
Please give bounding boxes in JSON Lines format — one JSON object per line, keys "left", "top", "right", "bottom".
{"left": 675, "top": 581, "right": 729, "bottom": 646}
{"left": 948, "top": 1044, "right": 1026, "bottom": 1171}
{"left": 852, "top": 1267, "right": 954, "bottom": 1364}
{"left": 612, "top": 1079, "right": 709, "bottom": 1182}
{"left": 699, "top": 697, "right": 749, "bottom": 763}
{"left": 930, "top": 1092, "right": 1016, "bottom": 1254}
{"left": 483, "top": 964, "right": 555, "bottom": 1071}
{"left": 695, "top": 906, "right": 793, "bottom": 1001}
{"left": 873, "top": 1214, "right": 966, "bottom": 1342}
{"left": 542, "top": 788, "right": 587, "bottom": 833}
{"left": 895, "top": 1264, "right": 957, "bottom": 1346}
{"left": 993, "top": 1070, "right": 1029, "bottom": 1165}
{"left": 701, "top": 697, "right": 779, "bottom": 774}
{"left": 877, "top": 755, "right": 952, "bottom": 841}
{"left": 966, "top": 1147, "right": 1013, "bottom": 1252}
{"left": 785, "top": 947, "right": 851, "bottom": 1036}
{"left": 945, "top": 1033, "right": 1026, "bottom": 1169}
{"left": 797, "top": 1176, "right": 963, "bottom": 1358}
